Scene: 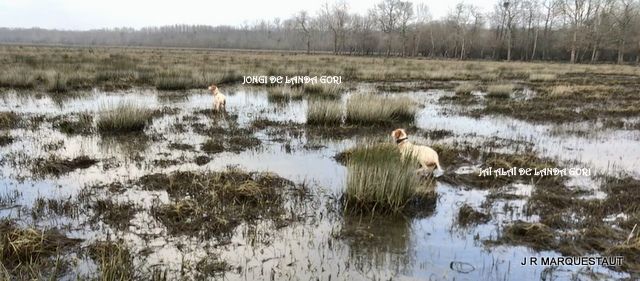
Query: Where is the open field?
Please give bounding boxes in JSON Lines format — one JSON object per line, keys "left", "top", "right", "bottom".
{"left": 1, "top": 45, "right": 640, "bottom": 280}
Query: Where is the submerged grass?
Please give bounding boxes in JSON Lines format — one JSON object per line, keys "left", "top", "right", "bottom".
{"left": 88, "top": 240, "right": 135, "bottom": 280}
{"left": 135, "top": 169, "right": 298, "bottom": 239}
{"left": 53, "top": 112, "right": 93, "bottom": 135}
{"left": 457, "top": 204, "right": 490, "bottom": 226}
{"left": 97, "top": 102, "right": 152, "bottom": 134}
{"left": 345, "top": 94, "right": 415, "bottom": 125}
{"left": 89, "top": 200, "right": 140, "bottom": 231}
{"left": 498, "top": 221, "right": 556, "bottom": 250}
{"left": 344, "top": 142, "right": 424, "bottom": 214}
{"left": 32, "top": 155, "right": 98, "bottom": 177}
{"left": 0, "top": 219, "right": 81, "bottom": 280}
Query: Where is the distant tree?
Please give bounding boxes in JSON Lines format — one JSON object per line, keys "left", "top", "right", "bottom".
{"left": 321, "top": 0, "right": 350, "bottom": 54}
{"left": 295, "top": 11, "right": 314, "bottom": 54}
{"left": 561, "top": 0, "right": 599, "bottom": 63}
{"left": 612, "top": 0, "right": 639, "bottom": 64}
{"left": 398, "top": 1, "right": 414, "bottom": 56}
{"left": 375, "top": 0, "right": 402, "bottom": 56}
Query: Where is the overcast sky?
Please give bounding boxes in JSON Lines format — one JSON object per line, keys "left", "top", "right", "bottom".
{"left": 0, "top": 0, "right": 496, "bottom": 30}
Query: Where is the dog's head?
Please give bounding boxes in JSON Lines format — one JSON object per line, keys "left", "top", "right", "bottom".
{"left": 208, "top": 84, "right": 218, "bottom": 94}
{"left": 391, "top": 128, "right": 408, "bottom": 142}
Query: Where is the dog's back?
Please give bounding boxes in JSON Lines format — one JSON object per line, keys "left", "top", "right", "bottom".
{"left": 401, "top": 142, "right": 441, "bottom": 170}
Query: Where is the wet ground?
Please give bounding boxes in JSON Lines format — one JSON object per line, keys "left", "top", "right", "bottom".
{"left": 1, "top": 84, "right": 638, "bottom": 280}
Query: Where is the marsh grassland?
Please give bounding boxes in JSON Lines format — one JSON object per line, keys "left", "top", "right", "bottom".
{"left": 1, "top": 45, "right": 640, "bottom": 280}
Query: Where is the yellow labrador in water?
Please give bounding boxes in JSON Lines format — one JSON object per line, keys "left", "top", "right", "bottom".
{"left": 208, "top": 84, "right": 226, "bottom": 111}
{"left": 391, "top": 128, "right": 443, "bottom": 176}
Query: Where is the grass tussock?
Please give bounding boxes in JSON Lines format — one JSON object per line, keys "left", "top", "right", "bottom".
{"left": 47, "top": 73, "right": 68, "bottom": 93}
{"left": 454, "top": 82, "right": 476, "bottom": 95}
{"left": 0, "top": 133, "right": 14, "bottom": 146}
{"left": 154, "top": 71, "right": 194, "bottom": 91}
{"left": 0, "top": 69, "right": 36, "bottom": 89}
{"left": 303, "top": 83, "right": 343, "bottom": 99}
{"left": 486, "top": 84, "right": 515, "bottom": 98}
{"left": 345, "top": 94, "right": 415, "bottom": 125}
{"left": 306, "top": 100, "right": 342, "bottom": 126}
{"left": 528, "top": 73, "right": 557, "bottom": 82}
{"left": 97, "top": 102, "right": 152, "bottom": 134}
{"left": 605, "top": 237, "right": 640, "bottom": 272}
{"left": 0, "top": 112, "right": 19, "bottom": 129}
{"left": 267, "top": 86, "right": 303, "bottom": 102}
{"left": 344, "top": 142, "right": 425, "bottom": 214}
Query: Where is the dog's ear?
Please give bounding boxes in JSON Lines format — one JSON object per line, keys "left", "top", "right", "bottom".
{"left": 391, "top": 129, "right": 401, "bottom": 139}
{"left": 393, "top": 129, "right": 407, "bottom": 139}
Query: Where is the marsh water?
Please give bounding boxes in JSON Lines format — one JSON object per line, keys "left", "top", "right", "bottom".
{"left": 1, "top": 84, "right": 638, "bottom": 280}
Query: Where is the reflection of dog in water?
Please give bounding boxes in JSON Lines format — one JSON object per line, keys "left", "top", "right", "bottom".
{"left": 208, "top": 84, "right": 226, "bottom": 111}
{"left": 391, "top": 128, "right": 443, "bottom": 176}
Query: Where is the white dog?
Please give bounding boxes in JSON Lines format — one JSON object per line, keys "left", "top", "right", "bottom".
{"left": 208, "top": 84, "right": 226, "bottom": 111}
{"left": 391, "top": 128, "right": 443, "bottom": 175}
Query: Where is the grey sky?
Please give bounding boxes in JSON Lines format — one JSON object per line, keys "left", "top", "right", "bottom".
{"left": 0, "top": 0, "right": 496, "bottom": 30}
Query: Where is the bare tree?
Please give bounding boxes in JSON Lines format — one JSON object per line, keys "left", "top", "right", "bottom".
{"left": 505, "top": 1, "right": 521, "bottom": 61}
{"left": 561, "top": 0, "right": 598, "bottom": 63}
{"left": 1, "top": 0, "right": 639, "bottom": 63}
{"left": 398, "top": 1, "right": 414, "bottom": 56}
{"left": 295, "top": 11, "right": 313, "bottom": 54}
{"left": 321, "top": 0, "right": 350, "bottom": 54}
{"left": 541, "top": 0, "right": 560, "bottom": 60}
{"left": 612, "top": 0, "right": 639, "bottom": 64}
{"left": 413, "top": 3, "right": 431, "bottom": 56}
{"left": 375, "top": 0, "right": 402, "bottom": 56}
{"left": 448, "top": 3, "right": 480, "bottom": 59}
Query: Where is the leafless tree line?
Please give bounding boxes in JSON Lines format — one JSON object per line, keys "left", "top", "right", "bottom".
{"left": 1, "top": 0, "right": 639, "bottom": 64}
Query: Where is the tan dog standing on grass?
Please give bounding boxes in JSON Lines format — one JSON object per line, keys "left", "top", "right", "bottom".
{"left": 208, "top": 84, "right": 226, "bottom": 111}
{"left": 391, "top": 128, "right": 443, "bottom": 176}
